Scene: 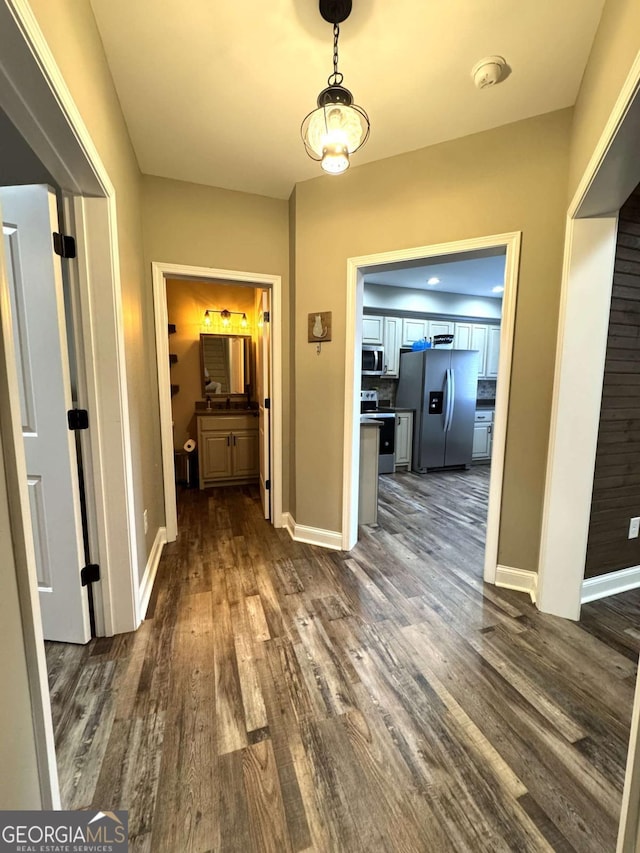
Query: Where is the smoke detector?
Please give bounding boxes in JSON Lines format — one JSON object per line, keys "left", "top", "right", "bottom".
{"left": 472, "top": 56, "right": 507, "bottom": 89}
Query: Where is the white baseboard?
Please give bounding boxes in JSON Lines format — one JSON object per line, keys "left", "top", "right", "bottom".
{"left": 138, "top": 526, "right": 167, "bottom": 622}
{"left": 495, "top": 564, "right": 538, "bottom": 603}
{"left": 282, "top": 512, "right": 342, "bottom": 550}
{"left": 581, "top": 564, "right": 640, "bottom": 604}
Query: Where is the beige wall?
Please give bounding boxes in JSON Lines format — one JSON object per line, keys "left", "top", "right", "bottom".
{"left": 166, "top": 278, "right": 256, "bottom": 447}
{"left": 569, "top": 0, "right": 640, "bottom": 200}
{"left": 28, "top": 0, "right": 164, "bottom": 573}
{"left": 293, "top": 109, "right": 573, "bottom": 572}
{"left": 141, "top": 175, "right": 290, "bottom": 507}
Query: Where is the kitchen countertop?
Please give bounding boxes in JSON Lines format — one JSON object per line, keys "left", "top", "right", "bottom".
{"left": 196, "top": 409, "right": 258, "bottom": 417}
{"left": 360, "top": 416, "right": 384, "bottom": 426}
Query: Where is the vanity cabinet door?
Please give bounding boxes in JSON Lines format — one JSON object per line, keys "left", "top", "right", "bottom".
{"left": 232, "top": 430, "right": 260, "bottom": 478}
{"left": 202, "top": 432, "right": 233, "bottom": 480}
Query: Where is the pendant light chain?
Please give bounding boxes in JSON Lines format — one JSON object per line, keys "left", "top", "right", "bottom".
{"left": 329, "top": 24, "right": 344, "bottom": 87}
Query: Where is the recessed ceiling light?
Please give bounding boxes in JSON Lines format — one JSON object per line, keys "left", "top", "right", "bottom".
{"left": 427, "top": 277, "right": 440, "bottom": 285}
{"left": 492, "top": 285, "right": 504, "bottom": 294}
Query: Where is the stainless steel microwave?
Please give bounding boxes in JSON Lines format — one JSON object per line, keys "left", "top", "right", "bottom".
{"left": 362, "top": 345, "right": 385, "bottom": 375}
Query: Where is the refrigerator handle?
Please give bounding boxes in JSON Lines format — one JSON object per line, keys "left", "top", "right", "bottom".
{"left": 447, "top": 368, "right": 456, "bottom": 432}
{"left": 443, "top": 368, "right": 453, "bottom": 432}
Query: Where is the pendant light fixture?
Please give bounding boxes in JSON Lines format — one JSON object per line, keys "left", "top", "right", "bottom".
{"left": 301, "top": 0, "right": 370, "bottom": 175}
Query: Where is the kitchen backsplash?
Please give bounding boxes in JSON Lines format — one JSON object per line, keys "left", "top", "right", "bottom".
{"left": 362, "top": 375, "right": 497, "bottom": 406}
{"left": 477, "top": 379, "right": 497, "bottom": 400}
{"left": 362, "top": 376, "right": 398, "bottom": 407}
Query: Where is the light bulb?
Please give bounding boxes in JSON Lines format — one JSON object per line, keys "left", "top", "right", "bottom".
{"left": 204, "top": 310, "right": 212, "bottom": 326}
{"left": 240, "top": 313, "right": 248, "bottom": 329}
{"left": 220, "top": 309, "right": 231, "bottom": 327}
{"left": 306, "top": 104, "right": 365, "bottom": 158}
{"left": 322, "top": 143, "right": 350, "bottom": 174}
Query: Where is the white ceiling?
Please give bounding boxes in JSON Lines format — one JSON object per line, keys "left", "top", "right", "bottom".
{"left": 89, "top": 0, "right": 605, "bottom": 200}
{"left": 364, "top": 252, "right": 506, "bottom": 298}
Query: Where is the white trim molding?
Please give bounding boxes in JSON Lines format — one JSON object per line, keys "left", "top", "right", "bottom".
{"left": 343, "top": 232, "right": 522, "bottom": 584}
{"left": 581, "top": 565, "right": 640, "bottom": 605}
{"left": 151, "top": 262, "right": 284, "bottom": 541}
{"left": 283, "top": 513, "right": 343, "bottom": 550}
{"left": 495, "top": 565, "right": 538, "bottom": 603}
{"left": 138, "top": 526, "right": 167, "bottom": 622}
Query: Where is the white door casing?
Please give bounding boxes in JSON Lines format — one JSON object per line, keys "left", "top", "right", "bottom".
{"left": 257, "top": 290, "right": 271, "bottom": 520}
{"left": 343, "top": 232, "right": 520, "bottom": 587}
{"left": 1, "top": 185, "right": 90, "bottom": 644}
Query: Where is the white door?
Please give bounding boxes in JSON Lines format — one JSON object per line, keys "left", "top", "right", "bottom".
{"left": 401, "top": 318, "right": 429, "bottom": 347}
{"left": 1, "top": 185, "right": 90, "bottom": 644}
{"left": 256, "top": 290, "right": 271, "bottom": 519}
{"left": 454, "top": 322, "right": 472, "bottom": 350}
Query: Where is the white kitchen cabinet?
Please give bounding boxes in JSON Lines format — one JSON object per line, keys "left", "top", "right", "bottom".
{"left": 453, "top": 322, "right": 492, "bottom": 377}
{"left": 472, "top": 409, "right": 493, "bottom": 460}
{"left": 485, "top": 326, "right": 501, "bottom": 378}
{"left": 401, "top": 318, "right": 429, "bottom": 347}
{"left": 394, "top": 411, "right": 414, "bottom": 470}
{"left": 471, "top": 324, "right": 489, "bottom": 377}
{"left": 454, "top": 322, "right": 473, "bottom": 350}
{"left": 383, "top": 316, "right": 401, "bottom": 377}
{"left": 362, "top": 315, "right": 384, "bottom": 344}
{"left": 429, "top": 319, "right": 455, "bottom": 347}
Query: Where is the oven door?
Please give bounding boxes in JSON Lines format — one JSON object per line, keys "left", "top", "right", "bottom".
{"left": 375, "top": 414, "right": 396, "bottom": 474}
{"left": 362, "top": 346, "right": 384, "bottom": 375}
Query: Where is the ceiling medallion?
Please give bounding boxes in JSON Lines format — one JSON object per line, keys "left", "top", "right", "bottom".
{"left": 300, "top": 0, "right": 370, "bottom": 175}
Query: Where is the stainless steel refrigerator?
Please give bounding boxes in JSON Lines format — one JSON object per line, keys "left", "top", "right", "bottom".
{"left": 396, "top": 349, "right": 479, "bottom": 472}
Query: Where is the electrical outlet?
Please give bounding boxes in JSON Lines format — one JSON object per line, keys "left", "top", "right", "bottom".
{"left": 629, "top": 516, "right": 640, "bottom": 539}
{"left": 143, "top": 509, "right": 148, "bottom": 535}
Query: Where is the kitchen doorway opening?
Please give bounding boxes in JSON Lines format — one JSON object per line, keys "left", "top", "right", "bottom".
{"left": 343, "top": 232, "right": 522, "bottom": 590}
{"left": 152, "top": 261, "right": 284, "bottom": 550}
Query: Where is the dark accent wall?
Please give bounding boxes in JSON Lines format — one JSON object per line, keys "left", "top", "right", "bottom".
{"left": 585, "top": 183, "right": 640, "bottom": 578}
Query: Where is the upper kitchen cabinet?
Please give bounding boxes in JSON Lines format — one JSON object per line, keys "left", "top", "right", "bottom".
{"left": 401, "top": 318, "right": 429, "bottom": 347}
{"left": 383, "top": 317, "right": 401, "bottom": 377}
{"left": 362, "top": 315, "right": 384, "bottom": 344}
{"left": 454, "top": 322, "right": 493, "bottom": 378}
{"left": 429, "top": 319, "right": 455, "bottom": 347}
{"left": 485, "top": 326, "right": 501, "bottom": 378}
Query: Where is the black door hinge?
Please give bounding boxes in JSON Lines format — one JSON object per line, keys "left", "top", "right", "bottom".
{"left": 263, "top": 311, "right": 270, "bottom": 322}
{"left": 68, "top": 409, "right": 89, "bottom": 430}
{"left": 81, "top": 563, "right": 100, "bottom": 586}
{"left": 265, "top": 480, "right": 271, "bottom": 490}
{"left": 53, "top": 232, "right": 77, "bottom": 259}
{"left": 265, "top": 398, "right": 270, "bottom": 409}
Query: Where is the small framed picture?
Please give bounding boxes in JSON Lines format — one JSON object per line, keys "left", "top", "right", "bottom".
{"left": 308, "top": 311, "right": 332, "bottom": 342}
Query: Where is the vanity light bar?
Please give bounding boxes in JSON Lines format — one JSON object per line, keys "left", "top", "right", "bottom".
{"left": 203, "top": 309, "right": 249, "bottom": 329}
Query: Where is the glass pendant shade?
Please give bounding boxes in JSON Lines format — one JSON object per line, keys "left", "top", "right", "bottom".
{"left": 301, "top": 85, "right": 369, "bottom": 173}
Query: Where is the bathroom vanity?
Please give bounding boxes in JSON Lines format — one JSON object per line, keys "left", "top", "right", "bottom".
{"left": 197, "top": 412, "right": 259, "bottom": 489}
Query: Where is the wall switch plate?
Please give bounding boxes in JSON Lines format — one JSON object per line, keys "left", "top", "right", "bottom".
{"left": 143, "top": 509, "right": 148, "bottom": 535}
{"left": 629, "top": 517, "right": 640, "bottom": 539}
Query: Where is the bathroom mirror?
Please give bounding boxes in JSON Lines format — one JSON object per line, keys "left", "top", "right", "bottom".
{"left": 200, "top": 333, "right": 252, "bottom": 397}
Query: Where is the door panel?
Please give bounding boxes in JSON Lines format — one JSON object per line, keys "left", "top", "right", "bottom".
{"left": 233, "top": 430, "right": 259, "bottom": 478}
{"left": 0, "top": 185, "right": 90, "bottom": 643}
{"left": 202, "top": 433, "right": 233, "bottom": 480}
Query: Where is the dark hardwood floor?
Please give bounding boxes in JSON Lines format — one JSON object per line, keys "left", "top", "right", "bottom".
{"left": 46, "top": 468, "right": 640, "bottom": 852}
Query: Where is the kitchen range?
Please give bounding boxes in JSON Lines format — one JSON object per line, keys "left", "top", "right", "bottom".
{"left": 360, "top": 390, "right": 396, "bottom": 473}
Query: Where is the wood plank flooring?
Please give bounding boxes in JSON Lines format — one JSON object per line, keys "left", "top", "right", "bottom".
{"left": 46, "top": 468, "right": 640, "bottom": 852}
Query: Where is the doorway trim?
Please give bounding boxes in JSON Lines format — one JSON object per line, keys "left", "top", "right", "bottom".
{"left": 0, "top": 0, "right": 141, "bottom": 806}
{"left": 151, "top": 261, "right": 284, "bottom": 541}
{"left": 342, "top": 232, "right": 522, "bottom": 585}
